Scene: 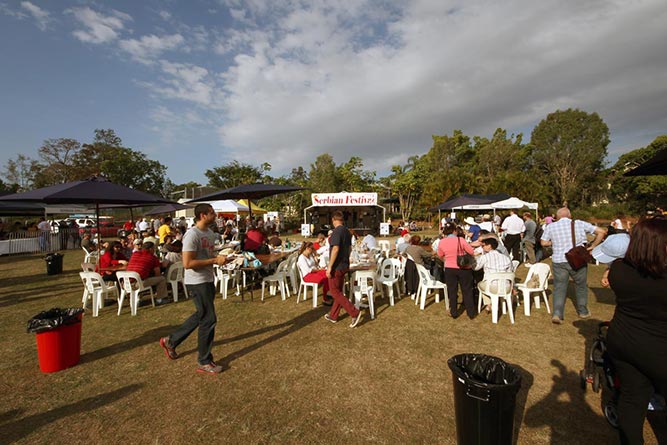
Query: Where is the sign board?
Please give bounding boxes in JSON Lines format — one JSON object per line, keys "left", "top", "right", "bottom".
{"left": 379, "top": 223, "right": 390, "bottom": 236}
{"left": 301, "top": 224, "right": 311, "bottom": 237}
{"left": 311, "top": 192, "right": 378, "bottom": 207}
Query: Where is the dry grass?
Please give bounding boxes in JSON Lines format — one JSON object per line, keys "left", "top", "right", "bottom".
{"left": 0, "top": 240, "right": 664, "bottom": 444}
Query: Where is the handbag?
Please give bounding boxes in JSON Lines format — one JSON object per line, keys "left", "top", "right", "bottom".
{"left": 456, "top": 238, "right": 474, "bottom": 268}
{"left": 565, "top": 220, "right": 592, "bottom": 270}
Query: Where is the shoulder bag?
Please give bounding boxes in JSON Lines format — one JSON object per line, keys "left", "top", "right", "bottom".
{"left": 456, "top": 238, "right": 474, "bottom": 268}
{"left": 564, "top": 220, "right": 592, "bottom": 270}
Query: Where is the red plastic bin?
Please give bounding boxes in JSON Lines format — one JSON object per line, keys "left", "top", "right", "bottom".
{"left": 35, "top": 313, "right": 83, "bottom": 373}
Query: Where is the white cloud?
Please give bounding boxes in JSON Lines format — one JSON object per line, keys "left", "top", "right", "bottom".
{"left": 67, "top": 7, "right": 132, "bottom": 44}
{"left": 20, "top": 1, "right": 50, "bottom": 30}
{"left": 159, "top": 10, "right": 171, "bottom": 21}
{"left": 0, "top": 2, "right": 27, "bottom": 19}
{"left": 206, "top": 0, "right": 667, "bottom": 174}
{"left": 139, "top": 60, "right": 218, "bottom": 107}
{"left": 119, "top": 33, "right": 184, "bottom": 64}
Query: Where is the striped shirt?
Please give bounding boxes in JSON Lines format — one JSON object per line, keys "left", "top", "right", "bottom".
{"left": 474, "top": 249, "right": 512, "bottom": 279}
{"left": 541, "top": 218, "right": 597, "bottom": 263}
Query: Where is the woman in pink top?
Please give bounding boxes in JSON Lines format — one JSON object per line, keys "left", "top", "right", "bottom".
{"left": 437, "top": 222, "right": 476, "bottom": 318}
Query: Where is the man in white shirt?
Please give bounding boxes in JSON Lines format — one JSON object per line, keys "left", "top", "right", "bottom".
{"left": 500, "top": 210, "right": 525, "bottom": 261}
{"left": 362, "top": 231, "right": 378, "bottom": 250}
{"left": 37, "top": 217, "right": 52, "bottom": 251}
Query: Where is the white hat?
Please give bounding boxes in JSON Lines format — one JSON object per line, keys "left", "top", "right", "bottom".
{"left": 592, "top": 233, "right": 630, "bottom": 264}
{"left": 464, "top": 217, "right": 476, "bottom": 225}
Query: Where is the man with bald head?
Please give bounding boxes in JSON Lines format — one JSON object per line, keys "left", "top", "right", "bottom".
{"left": 540, "top": 207, "right": 604, "bottom": 324}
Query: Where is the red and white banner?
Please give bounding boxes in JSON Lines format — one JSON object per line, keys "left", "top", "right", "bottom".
{"left": 311, "top": 192, "right": 378, "bottom": 207}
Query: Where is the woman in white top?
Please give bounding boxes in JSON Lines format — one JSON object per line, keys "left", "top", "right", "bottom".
{"left": 297, "top": 242, "right": 330, "bottom": 300}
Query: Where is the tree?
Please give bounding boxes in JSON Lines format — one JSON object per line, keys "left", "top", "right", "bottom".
{"left": 308, "top": 154, "right": 339, "bottom": 192}
{"left": 530, "top": 109, "right": 609, "bottom": 207}
{"left": 3, "top": 154, "right": 39, "bottom": 192}
{"left": 34, "top": 138, "right": 82, "bottom": 185}
{"left": 205, "top": 161, "right": 271, "bottom": 190}
{"left": 608, "top": 135, "right": 667, "bottom": 213}
{"left": 337, "top": 156, "right": 376, "bottom": 192}
{"left": 74, "top": 129, "right": 171, "bottom": 196}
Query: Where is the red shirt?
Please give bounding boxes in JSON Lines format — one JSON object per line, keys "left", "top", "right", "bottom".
{"left": 96, "top": 250, "right": 127, "bottom": 275}
{"left": 126, "top": 250, "right": 160, "bottom": 280}
{"left": 244, "top": 229, "right": 266, "bottom": 252}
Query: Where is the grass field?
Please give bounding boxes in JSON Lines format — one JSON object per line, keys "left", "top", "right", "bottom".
{"left": 1, "top": 240, "right": 664, "bottom": 444}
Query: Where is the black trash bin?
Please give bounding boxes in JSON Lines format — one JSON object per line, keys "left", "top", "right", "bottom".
{"left": 448, "top": 353, "right": 522, "bottom": 445}
{"left": 45, "top": 253, "right": 64, "bottom": 275}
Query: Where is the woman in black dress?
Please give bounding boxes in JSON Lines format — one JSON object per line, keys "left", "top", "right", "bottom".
{"left": 606, "top": 216, "right": 667, "bottom": 444}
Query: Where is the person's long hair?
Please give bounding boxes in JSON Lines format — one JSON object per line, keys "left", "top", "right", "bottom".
{"left": 625, "top": 216, "right": 667, "bottom": 278}
{"left": 299, "top": 241, "right": 313, "bottom": 257}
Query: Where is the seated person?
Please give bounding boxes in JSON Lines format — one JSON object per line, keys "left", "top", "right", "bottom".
{"left": 465, "top": 217, "right": 481, "bottom": 242}
{"left": 96, "top": 241, "right": 128, "bottom": 282}
{"left": 222, "top": 225, "right": 234, "bottom": 243}
{"left": 163, "top": 240, "right": 183, "bottom": 265}
{"left": 396, "top": 232, "right": 411, "bottom": 254}
{"left": 404, "top": 235, "right": 433, "bottom": 266}
{"left": 474, "top": 237, "right": 513, "bottom": 312}
{"left": 143, "top": 229, "right": 158, "bottom": 246}
{"left": 126, "top": 242, "right": 168, "bottom": 302}
{"left": 81, "top": 232, "right": 94, "bottom": 251}
{"left": 362, "top": 231, "right": 378, "bottom": 250}
{"left": 297, "top": 242, "right": 331, "bottom": 305}
{"left": 244, "top": 224, "right": 267, "bottom": 252}
{"left": 268, "top": 231, "right": 282, "bottom": 247}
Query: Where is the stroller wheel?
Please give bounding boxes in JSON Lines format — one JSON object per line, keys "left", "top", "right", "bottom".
{"left": 593, "top": 371, "right": 601, "bottom": 393}
{"left": 579, "top": 369, "right": 587, "bottom": 391}
{"left": 604, "top": 401, "right": 619, "bottom": 428}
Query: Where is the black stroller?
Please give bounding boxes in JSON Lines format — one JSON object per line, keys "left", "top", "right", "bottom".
{"left": 580, "top": 322, "right": 666, "bottom": 428}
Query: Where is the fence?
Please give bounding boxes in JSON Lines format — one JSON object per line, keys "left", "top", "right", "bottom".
{"left": 0, "top": 229, "right": 83, "bottom": 256}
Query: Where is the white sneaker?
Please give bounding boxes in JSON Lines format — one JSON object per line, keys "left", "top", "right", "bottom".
{"left": 349, "top": 310, "right": 364, "bottom": 328}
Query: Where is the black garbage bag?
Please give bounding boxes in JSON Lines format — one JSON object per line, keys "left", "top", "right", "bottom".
{"left": 448, "top": 353, "right": 522, "bottom": 445}
{"left": 27, "top": 307, "right": 84, "bottom": 333}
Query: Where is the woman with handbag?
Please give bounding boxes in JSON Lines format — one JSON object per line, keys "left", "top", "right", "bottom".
{"left": 437, "top": 222, "right": 477, "bottom": 318}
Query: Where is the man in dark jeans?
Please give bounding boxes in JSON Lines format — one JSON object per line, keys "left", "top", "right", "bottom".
{"left": 159, "top": 203, "right": 229, "bottom": 374}
{"left": 324, "top": 211, "right": 363, "bottom": 328}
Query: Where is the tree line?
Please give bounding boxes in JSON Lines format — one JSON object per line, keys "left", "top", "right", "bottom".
{"left": 2, "top": 109, "right": 665, "bottom": 221}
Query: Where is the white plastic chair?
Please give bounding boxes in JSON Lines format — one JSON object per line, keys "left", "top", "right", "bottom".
{"left": 378, "top": 240, "right": 391, "bottom": 256}
{"left": 352, "top": 270, "right": 375, "bottom": 319}
{"left": 166, "top": 262, "right": 188, "bottom": 302}
{"left": 414, "top": 263, "right": 448, "bottom": 311}
{"left": 214, "top": 264, "right": 241, "bottom": 300}
{"left": 376, "top": 258, "right": 401, "bottom": 306}
{"left": 511, "top": 259, "right": 520, "bottom": 272}
{"left": 286, "top": 253, "right": 300, "bottom": 294}
{"left": 82, "top": 246, "right": 98, "bottom": 264}
{"left": 79, "top": 271, "right": 120, "bottom": 317}
{"left": 515, "top": 263, "right": 551, "bottom": 316}
{"left": 477, "top": 271, "right": 516, "bottom": 324}
{"left": 261, "top": 259, "right": 291, "bottom": 301}
{"left": 116, "top": 271, "right": 155, "bottom": 316}
{"left": 296, "top": 267, "right": 319, "bottom": 308}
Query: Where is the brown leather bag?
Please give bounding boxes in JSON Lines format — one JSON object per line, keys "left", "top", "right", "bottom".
{"left": 565, "top": 220, "right": 592, "bottom": 270}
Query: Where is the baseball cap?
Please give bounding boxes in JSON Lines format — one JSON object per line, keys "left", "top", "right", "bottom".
{"left": 592, "top": 233, "right": 630, "bottom": 264}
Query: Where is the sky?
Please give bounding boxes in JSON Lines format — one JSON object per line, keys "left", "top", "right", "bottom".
{"left": 1, "top": 0, "right": 666, "bottom": 185}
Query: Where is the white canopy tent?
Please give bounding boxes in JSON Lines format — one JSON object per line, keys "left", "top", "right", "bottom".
{"left": 446, "top": 196, "right": 539, "bottom": 220}
{"left": 208, "top": 200, "right": 250, "bottom": 213}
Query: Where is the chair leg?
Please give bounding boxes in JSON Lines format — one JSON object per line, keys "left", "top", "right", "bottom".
{"left": 523, "top": 290, "right": 531, "bottom": 316}
{"left": 92, "top": 290, "right": 100, "bottom": 317}
{"left": 491, "top": 296, "right": 499, "bottom": 324}
{"left": 368, "top": 290, "right": 375, "bottom": 319}
{"left": 506, "top": 295, "right": 515, "bottom": 324}
{"left": 261, "top": 281, "right": 266, "bottom": 301}
{"left": 131, "top": 291, "right": 138, "bottom": 316}
{"left": 117, "top": 290, "right": 125, "bottom": 315}
{"left": 312, "top": 285, "right": 318, "bottom": 308}
{"left": 542, "top": 291, "right": 551, "bottom": 313}
{"left": 419, "top": 288, "right": 427, "bottom": 310}
{"left": 171, "top": 283, "right": 179, "bottom": 302}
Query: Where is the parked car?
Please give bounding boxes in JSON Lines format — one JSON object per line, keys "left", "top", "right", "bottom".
{"left": 71, "top": 218, "right": 123, "bottom": 238}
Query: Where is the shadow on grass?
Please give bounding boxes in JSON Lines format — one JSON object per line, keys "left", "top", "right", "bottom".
{"left": 524, "top": 359, "right": 612, "bottom": 444}
{"left": 79, "top": 325, "right": 179, "bottom": 365}
{"left": 512, "top": 364, "right": 534, "bottom": 445}
{"left": 0, "top": 283, "right": 81, "bottom": 308}
{"left": 0, "top": 384, "right": 142, "bottom": 444}
{"left": 176, "top": 307, "right": 327, "bottom": 369}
